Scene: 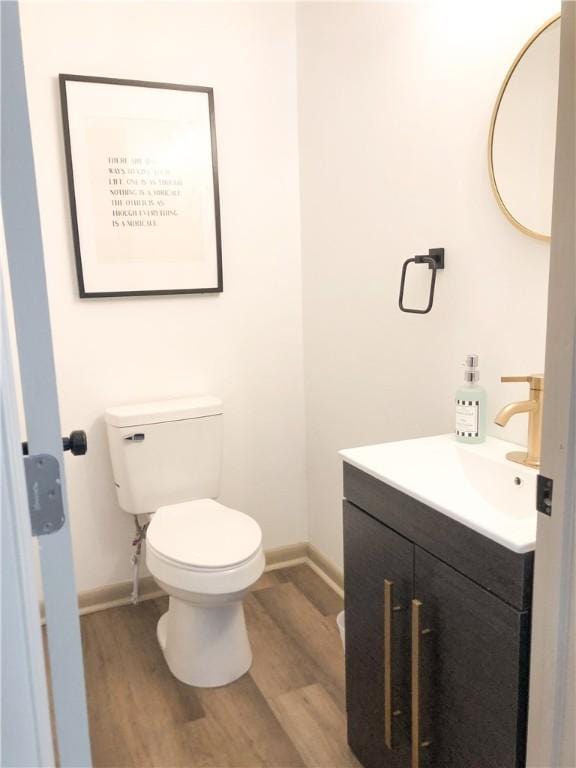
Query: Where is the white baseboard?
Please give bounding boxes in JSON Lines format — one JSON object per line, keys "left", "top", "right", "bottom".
{"left": 305, "top": 553, "right": 344, "bottom": 599}
{"left": 77, "top": 577, "right": 163, "bottom": 617}
{"left": 306, "top": 543, "right": 344, "bottom": 592}
{"left": 262, "top": 542, "right": 308, "bottom": 569}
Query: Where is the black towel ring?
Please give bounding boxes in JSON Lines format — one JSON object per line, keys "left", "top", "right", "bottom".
{"left": 398, "top": 248, "right": 445, "bottom": 314}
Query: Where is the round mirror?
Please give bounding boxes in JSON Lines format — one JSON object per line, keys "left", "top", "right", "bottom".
{"left": 488, "top": 15, "right": 560, "bottom": 241}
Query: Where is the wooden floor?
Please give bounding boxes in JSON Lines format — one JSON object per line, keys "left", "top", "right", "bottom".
{"left": 81, "top": 565, "right": 359, "bottom": 768}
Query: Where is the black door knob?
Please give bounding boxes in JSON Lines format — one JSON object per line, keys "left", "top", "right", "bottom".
{"left": 63, "top": 430, "right": 88, "bottom": 456}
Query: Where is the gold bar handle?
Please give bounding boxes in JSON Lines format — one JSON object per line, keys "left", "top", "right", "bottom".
{"left": 411, "top": 600, "right": 431, "bottom": 768}
{"left": 411, "top": 599, "right": 421, "bottom": 768}
{"left": 384, "top": 580, "right": 393, "bottom": 748}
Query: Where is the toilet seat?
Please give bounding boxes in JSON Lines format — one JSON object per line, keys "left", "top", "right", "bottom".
{"left": 147, "top": 498, "right": 262, "bottom": 570}
{"left": 146, "top": 499, "right": 265, "bottom": 596}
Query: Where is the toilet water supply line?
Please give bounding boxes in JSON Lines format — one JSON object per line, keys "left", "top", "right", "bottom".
{"left": 131, "top": 516, "right": 149, "bottom": 605}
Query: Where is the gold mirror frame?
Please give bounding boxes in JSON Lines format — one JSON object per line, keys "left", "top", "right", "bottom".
{"left": 488, "top": 14, "right": 560, "bottom": 242}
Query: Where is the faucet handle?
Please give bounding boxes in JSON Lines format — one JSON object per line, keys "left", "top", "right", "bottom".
{"left": 501, "top": 376, "right": 530, "bottom": 383}
{"left": 501, "top": 374, "right": 544, "bottom": 390}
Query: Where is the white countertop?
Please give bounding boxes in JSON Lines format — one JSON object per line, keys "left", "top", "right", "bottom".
{"left": 340, "top": 434, "right": 537, "bottom": 553}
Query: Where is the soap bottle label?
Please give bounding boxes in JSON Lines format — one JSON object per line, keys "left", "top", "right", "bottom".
{"left": 456, "top": 399, "right": 479, "bottom": 438}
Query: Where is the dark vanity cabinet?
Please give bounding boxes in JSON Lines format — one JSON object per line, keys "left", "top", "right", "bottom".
{"left": 342, "top": 463, "right": 533, "bottom": 768}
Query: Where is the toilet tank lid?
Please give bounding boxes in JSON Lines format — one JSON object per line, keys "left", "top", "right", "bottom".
{"left": 105, "top": 396, "right": 223, "bottom": 427}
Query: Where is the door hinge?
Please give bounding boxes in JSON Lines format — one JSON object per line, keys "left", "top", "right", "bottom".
{"left": 536, "top": 474, "right": 553, "bottom": 517}
{"left": 23, "top": 454, "right": 65, "bottom": 536}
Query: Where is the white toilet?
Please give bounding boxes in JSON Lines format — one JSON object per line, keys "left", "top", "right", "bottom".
{"left": 105, "top": 396, "right": 265, "bottom": 688}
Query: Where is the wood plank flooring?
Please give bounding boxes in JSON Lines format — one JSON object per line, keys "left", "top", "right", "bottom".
{"left": 81, "top": 564, "right": 358, "bottom": 768}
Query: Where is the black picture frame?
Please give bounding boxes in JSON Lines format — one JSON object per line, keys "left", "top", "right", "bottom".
{"left": 59, "top": 74, "right": 223, "bottom": 298}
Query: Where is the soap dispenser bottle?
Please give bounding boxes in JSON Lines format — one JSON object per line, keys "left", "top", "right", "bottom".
{"left": 455, "top": 354, "right": 486, "bottom": 443}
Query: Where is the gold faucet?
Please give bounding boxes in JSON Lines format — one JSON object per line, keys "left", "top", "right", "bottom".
{"left": 494, "top": 375, "right": 544, "bottom": 468}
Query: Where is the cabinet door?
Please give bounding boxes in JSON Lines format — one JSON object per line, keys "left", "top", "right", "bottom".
{"left": 414, "top": 548, "right": 530, "bottom": 768}
{"left": 343, "top": 501, "right": 414, "bottom": 768}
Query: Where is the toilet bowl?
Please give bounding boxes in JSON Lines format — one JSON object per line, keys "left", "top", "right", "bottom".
{"left": 146, "top": 498, "right": 265, "bottom": 687}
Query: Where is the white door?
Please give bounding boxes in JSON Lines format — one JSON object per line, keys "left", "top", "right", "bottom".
{"left": 1, "top": 2, "right": 92, "bottom": 766}
{"left": 1, "top": 266, "right": 55, "bottom": 768}
{"left": 526, "top": 4, "right": 576, "bottom": 766}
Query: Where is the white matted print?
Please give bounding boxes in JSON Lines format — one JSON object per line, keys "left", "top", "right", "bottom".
{"left": 60, "top": 75, "right": 222, "bottom": 297}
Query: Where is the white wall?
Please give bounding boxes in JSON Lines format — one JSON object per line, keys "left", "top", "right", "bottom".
{"left": 19, "top": 1, "right": 307, "bottom": 592}
{"left": 296, "top": 0, "right": 559, "bottom": 570}
{"left": 17, "top": 1, "right": 560, "bottom": 593}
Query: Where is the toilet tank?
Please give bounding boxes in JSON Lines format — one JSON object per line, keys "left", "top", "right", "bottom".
{"left": 105, "top": 396, "right": 223, "bottom": 515}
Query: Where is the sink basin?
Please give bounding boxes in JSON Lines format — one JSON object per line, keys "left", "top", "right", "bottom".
{"left": 339, "top": 434, "right": 537, "bottom": 552}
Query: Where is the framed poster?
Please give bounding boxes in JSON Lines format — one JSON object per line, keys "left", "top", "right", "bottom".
{"left": 59, "top": 75, "right": 223, "bottom": 298}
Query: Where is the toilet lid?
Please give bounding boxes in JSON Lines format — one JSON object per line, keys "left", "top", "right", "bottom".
{"left": 147, "top": 499, "right": 262, "bottom": 570}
